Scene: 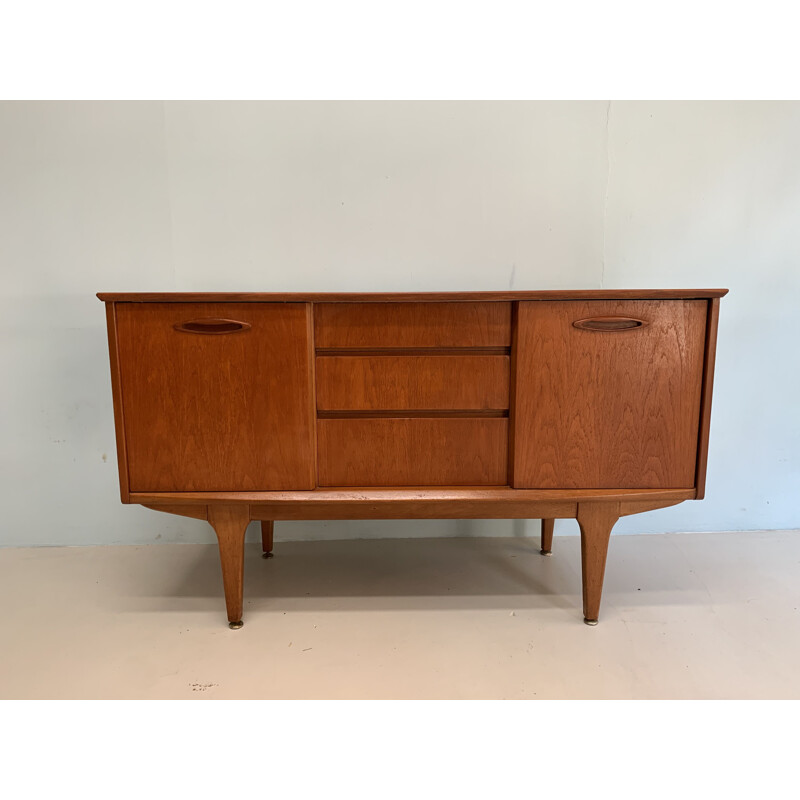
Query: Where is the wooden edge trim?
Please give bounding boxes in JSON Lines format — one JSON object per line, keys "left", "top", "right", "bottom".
{"left": 694, "top": 297, "right": 720, "bottom": 499}
{"left": 248, "top": 501, "right": 577, "bottom": 521}
{"left": 143, "top": 504, "right": 209, "bottom": 520}
{"left": 97, "top": 289, "right": 730, "bottom": 303}
{"left": 130, "top": 487, "right": 696, "bottom": 505}
{"left": 104, "top": 302, "right": 131, "bottom": 503}
{"left": 137, "top": 497, "right": 686, "bottom": 520}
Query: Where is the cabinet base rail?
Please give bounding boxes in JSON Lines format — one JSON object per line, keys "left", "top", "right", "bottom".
{"left": 141, "top": 489, "right": 692, "bottom": 627}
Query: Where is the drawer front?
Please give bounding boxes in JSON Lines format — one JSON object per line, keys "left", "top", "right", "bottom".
{"left": 314, "top": 302, "right": 511, "bottom": 348}
{"left": 316, "top": 355, "right": 510, "bottom": 411}
{"left": 512, "top": 299, "right": 707, "bottom": 489}
{"left": 318, "top": 418, "right": 508, "bottom": 486}
{"left": 116, "top": 302, "right": 315, "bottom": 492}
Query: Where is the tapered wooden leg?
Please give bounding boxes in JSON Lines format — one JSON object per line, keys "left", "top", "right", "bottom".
{"left": 261, "top": 520, "right": 274, "bottom": 559}
{"left": 540, "top": 518, "right": 554, "bottom": 555}
{"left": 576, "top": 502, "right": 619, "bottom": 626}
{"left": 208, "top": 504, "right": 251, "bottom": 629}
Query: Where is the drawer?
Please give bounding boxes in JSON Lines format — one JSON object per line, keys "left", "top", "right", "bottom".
{"left": 316, "top": 355, "right": 510, "bottom": 411}
{"left": 314, "top": 302, "right": 511, "bottom": 349}
{"left": 317, "top": 418, "right": 508, "bottom": 486}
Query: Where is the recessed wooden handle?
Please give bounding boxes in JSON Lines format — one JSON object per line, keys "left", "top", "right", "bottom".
{"left": 572, "top": 316, "right": 648, "bottom": 332}
{"left": 174, "top": 318, "right": 252, "bottom": 335}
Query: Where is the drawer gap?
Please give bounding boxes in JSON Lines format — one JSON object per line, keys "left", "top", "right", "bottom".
{"left": 316, "top": 346, "right": 511, "bottom": 356}
{"left": 318, "top": 409, "right": 509, "bottom": 419}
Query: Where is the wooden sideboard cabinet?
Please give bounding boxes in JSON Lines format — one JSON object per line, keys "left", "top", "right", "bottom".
{"left": 98, "top": 289, "right": 727, "bottom": 628}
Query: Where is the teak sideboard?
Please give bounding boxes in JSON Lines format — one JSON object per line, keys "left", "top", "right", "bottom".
{"left": 98, "top": 289, "right": 727, "bottom": 628}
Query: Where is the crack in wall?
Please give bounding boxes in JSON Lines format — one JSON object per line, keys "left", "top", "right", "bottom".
{"left": 601, "top": 100, "right": 611, "bottom": 288}
{"left": 162, "top": 101, "right": 177, "bottom": 291}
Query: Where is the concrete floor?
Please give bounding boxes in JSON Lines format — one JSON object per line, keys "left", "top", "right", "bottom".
{"left": 1, "top": 531, "right": 798, "bottom": 699}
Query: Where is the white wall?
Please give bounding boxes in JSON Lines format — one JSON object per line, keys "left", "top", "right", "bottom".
{"left": 1, "top": 101, "right": 798, "bottom": 546}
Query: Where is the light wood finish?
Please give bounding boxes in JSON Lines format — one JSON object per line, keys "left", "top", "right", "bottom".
{"left": 577, "top": 502, "right": 620, "bottom": 624}
{"left": 248, "top": 499, "right": 577, "bottom": 521}
{"left": 98, "top": 289, "right": 730, "bottom": 303}
{"left": 261, "top": 520, "right": 274, "bottom": 554}
{"left": 132, "top": 487, "right": 696, "bottom": 508}
{"left": 317, "top": 418, "right": 508, "bottom": 486}
{"left": 104, "top": 303, "right": 130, "bottom": 502}
{"left": 540, "top": 518, "right": 554, "bottom": 555}
{"left": 513, "top": 299, "right": 707, "bottom": 489}
{"left": 315, "top": 355, "right": 510, "bottom": 411}
{"left": 695, "top": 297, "right": 721, "bottom": 499}
{"left": 207, "top": 505, "right": 250, "bottom": 626}
{"left": 100, "top": 290, "right": 726, "bottom": 626}
{"left": 135, "top": 491, "right": 688, "bottom": 525}
{"left": 314, "top": 302, "right": 511, "bottom": 348}
{"left": 116, "top": 302, "right": 316, "bottom": 492}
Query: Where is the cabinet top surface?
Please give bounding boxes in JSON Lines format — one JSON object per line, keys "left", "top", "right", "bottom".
{"left": 97, "top": 289, "right": 728, "bottom": 303}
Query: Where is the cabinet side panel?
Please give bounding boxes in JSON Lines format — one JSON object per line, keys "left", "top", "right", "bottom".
{"left": 117, "top": 302, "right": 316, "bottom": 492}
{"left": 513, "top": 300, "right": 707, "bottom": 489}
{"left": 306, "top": 303, "right": 319, "bottom": 488}
{"left": 694, "top": 297, "right": 721, "bottom": 499}
{"left": 104, "top": 302, "right": 131, "bottom": 502}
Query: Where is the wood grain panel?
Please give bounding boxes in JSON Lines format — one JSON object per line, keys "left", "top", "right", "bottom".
{"left": 317, "top": 418, "right": 508, "bottom": 486}
{"left": 314, "top": 302, "right": 511, "bottom": 348}
{"left": 117, "top": 302, "right": 316, "bottom": 492}
{"left": 316, "top": 355, "right": 510, "bottom": 411}
{"left": 512, "top": 300, "right": 707, "bottom": 489}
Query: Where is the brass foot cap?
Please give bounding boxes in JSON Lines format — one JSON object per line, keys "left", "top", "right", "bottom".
{"left": 229, "top": 620, "right": 244, "bottom": 630}
{"left": 540, "top": 549, "right": 552, "bottom": 556}
{"left": 262, "top": 551, "right": 274, "bottom": 559}
{"left": 583, "top": 618, "right": 598, "bottom": 626}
